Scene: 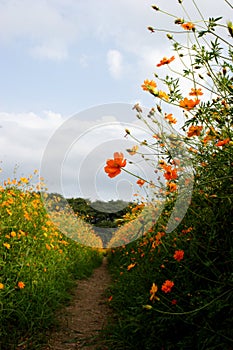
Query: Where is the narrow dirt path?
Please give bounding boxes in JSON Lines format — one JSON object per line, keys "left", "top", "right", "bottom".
{"left": 44, "top": 257, "right": 112, "bottom": 350}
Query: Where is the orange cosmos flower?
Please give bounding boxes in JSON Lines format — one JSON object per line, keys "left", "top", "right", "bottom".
{"left": 141, "top": 79, "right": 157, "bottom": 94}
{"left": 174, "top": 250, "right": 184, "bottom": 261}
{"left": 189, "top": 88, "right": 203, "bottom": 96}
{"left": 127, "top": 263, "right": 136, "bottom": 271}
{"left": 127, "top": 145, "right": 139, "bottom": 156}
{"left": 167, "top": 182, "right": 177, "bottom": 192}
{"left": 216, "top": 138, "right": 230, "bottom": 147}
{"left": 179, "top": 97, "right": 200, "bottom": 110}
{"left": 187, "top": 125, "right": 203, "bottom": 137}
{"left": 104, "top": 152, "right": 127, "bottom": 178}
{"left": 157, "top": 56, "right": 175, "bottom": 67}
{"left": 181, "top": 22, "right": 195, "bottom": 30}
{"left": 137, "top": 179, "right": 145, "bottom": 187}
{"left": 150, "top": 283, "right": 160, "bottom": 301}
{"left": 18, "top": 281, "right": 25, "bottom": 289}
{"left": 165, "top": 113, "right": 177, "bottom": 124}
{"left": 161, "top": 280, "right": 174, "bottom": 293}
{"left": 163, "top": 165, "right": 178, "bottom": 181}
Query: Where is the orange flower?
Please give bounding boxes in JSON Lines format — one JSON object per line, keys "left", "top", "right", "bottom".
{"left": 179, "top": 97, "right": 200, "bottom": 110}
{"left": 181, "top": 22, "right": 195, "bottom": 30}
{"left": 174, "top": 250, "right": 184, "bottom": 261}
{"left": 0, "top": 283, "right": 4, "bottom": 289}
{"left": 127, "top": 263, "right": 136, "bottom": 271}
{"left": 163, "top": 165, "right": 178, "bottom": 181}
{"left": 187, "top": 125, "right": 203, "bottom": 137}
{"left": 104, "top": 152, "right": 127, "bottom": 178}
{"left": 167, "top": 182, "right": 177, "bottom": 192}
{"left": 161, "top": 280, "right": 174, "bottom": 293}
{"left": 157, "top": 56, "right": 175, "bottom": 67}
{"left": 137, "top": 179, "right": 145, "bottom": 187}
{"left": 165, "top": 113, "right": 177, "bottom": 124}
{"left": 189, "top": 88, "right": 203, "bottom": 96}
{"left": 150, "top": 283, "right": 160, "bottom": 301}
{"left": 18, "top": 281, "right": 25, "bottom": 289}
{"left": 216, "top": 138, "right": 230, "bottom": 147}
{"left": 127, "top": 145, "right": 138, "bottom": 156}
{"left": 141, "top": 79, "right": 157, "bottom": 94}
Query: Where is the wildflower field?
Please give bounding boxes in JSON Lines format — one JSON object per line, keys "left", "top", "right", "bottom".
{"left": 1, "top": 1, "right": 233, "bottom": 350}
{"left": 104, "top": 1, "right": 233, "bottom": 349}
{"left": 0, "top": 173, "right": 102, "bottom": 349}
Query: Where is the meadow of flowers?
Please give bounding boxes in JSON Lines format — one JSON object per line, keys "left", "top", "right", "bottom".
{"left": 104, "top": 1, "right": 233, "bottom": 349}
{"left": 0, "top": 172, "right": 102, "bottom": 349}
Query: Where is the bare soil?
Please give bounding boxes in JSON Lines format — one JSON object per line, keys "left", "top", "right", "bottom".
{"left": 43, "top": 257, "right": 112, "bottom": 350}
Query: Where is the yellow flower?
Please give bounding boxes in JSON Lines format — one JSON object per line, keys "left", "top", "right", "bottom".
{"left": 158, "top": 90, "right": 169, "bottom": 101}
{"left": 0, "top": 283, "right": 4, "bottom": 289}
{"left": 10, "top": 231, "right": 16, "bottom": 238}
{"left": 3, "top": 243, "right": 10, "bottom": 249}
{"left": 20, "top": 177, "right": 29, "bottom": 184}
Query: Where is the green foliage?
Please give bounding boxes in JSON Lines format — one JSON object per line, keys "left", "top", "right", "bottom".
{"left": 67, "top": 197, "right": 136, "bottom": 246}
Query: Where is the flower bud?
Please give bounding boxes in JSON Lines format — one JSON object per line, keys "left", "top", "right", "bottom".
{"left": 148, "top": 26, "right": 155, "bottom": 33}
{"left": 227, "top": 21, "right": 233, "bottom": 38}
{"left": 151, "top": 5, "right": 159, "bottom": 11}
{"left": 174, "top": 18, "right": 184, "bottom": 25}
{"left": 157, "top": 105, "right": 162, "bottom": 113}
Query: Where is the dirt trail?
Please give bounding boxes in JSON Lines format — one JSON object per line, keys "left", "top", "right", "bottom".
{"left": 44, "top": 257, "right": 112, "bottom": 350}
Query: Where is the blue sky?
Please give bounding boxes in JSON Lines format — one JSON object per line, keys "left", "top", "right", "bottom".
{"left": 0, "top": 0, "right": 231, "bottom": 202}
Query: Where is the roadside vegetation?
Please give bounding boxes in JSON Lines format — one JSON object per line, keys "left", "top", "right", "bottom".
{"left": 0, "top": 173, "right": 102, "bottom": 349}
{"left": 104, "top": 1, "right": 233, "bottom": 349}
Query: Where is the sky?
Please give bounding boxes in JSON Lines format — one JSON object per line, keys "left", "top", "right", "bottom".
{"left": 0, "top": 0, "right": 231, "bottom": 203}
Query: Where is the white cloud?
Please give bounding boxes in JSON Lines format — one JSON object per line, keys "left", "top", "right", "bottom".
{"left": 107, "top": 50, "right": 123, "bottom": 79}
{"left": 0, "top": 110, "right": 65, "bottom": 180}
{"left": 0, "top": 0, "right": 78, "bottom": 61}
{"left": 0, "top": 0, "right": 230, "bottom": 64}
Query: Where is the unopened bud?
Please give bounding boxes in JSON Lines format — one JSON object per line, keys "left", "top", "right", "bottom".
{"left": 151, "top": 5, "right": 159, "bottom": 11}
{"left": 132, "top": 103, "right": 143, "bottom": 113}
{"left": 125, "top": 128, "right": 130, "bottom": 135}
{"left": 167, "top": 33, "right": 173, "bottom": 40}
{"left": 148, "top": 26, "right": 155, "bottom": 33}
{"left": 174, "top": 18, "right": 184, "bottom": 25}
{"left": 227, "top": 21, "right": 233, "bottom": 38}
{"left": 157, "top": 104, "right": 162, "bottom": 113}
